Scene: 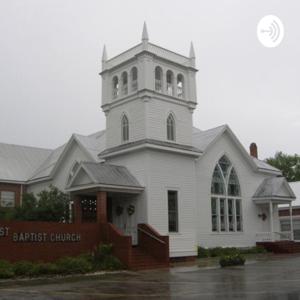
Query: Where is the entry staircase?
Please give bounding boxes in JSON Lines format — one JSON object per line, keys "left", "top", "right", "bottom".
{"left": 100, "top": 223, "right": 169, "bottom": 270}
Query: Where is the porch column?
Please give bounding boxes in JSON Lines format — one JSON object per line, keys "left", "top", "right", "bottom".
{"left": 269, "top": 202, "right": 274, "bottom": 241}
{"left": 289, "top": 203, "right": 294, "bottom": 240}
{"left": 96, "top": 191, "right": 107, "bottom": 223}
{"left": 73, "top": 195, "right": 82, "bottom": 224}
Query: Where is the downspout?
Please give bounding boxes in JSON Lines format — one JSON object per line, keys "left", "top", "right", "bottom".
{"left": 20, "top": 184, "right": 23, "bottom": 207}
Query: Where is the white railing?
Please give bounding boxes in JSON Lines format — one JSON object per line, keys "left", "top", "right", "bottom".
{"left": 256, "top": 231, "right": 292, "bottom": 242}
{"left": 256, "top": 232, "right": 273, "bottom": 242}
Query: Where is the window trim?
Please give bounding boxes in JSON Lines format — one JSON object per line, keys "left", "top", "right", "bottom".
{"left": 210, "top": 155, "right": 242, "bottom": 233}
{"left": 121, "top": 114, "right": 129, "bottom": 142}
{"left": 166, "top": 113, "right": 176, "bottom": 141}
{"left": 167, "top": 190, "right": 179, "bottom": 233}
{"left": 0, "top": 191, "right": 16, "bottom": 208}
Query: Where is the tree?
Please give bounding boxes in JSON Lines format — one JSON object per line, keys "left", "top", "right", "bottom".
{"left": 265, "top": 152, "right": 300, "bottom": 182}
{"left": 36, "top": 186, "right": 70, "bottom": 222}
{"left": 0, "top": 186, "right": 70, "bottom": 222}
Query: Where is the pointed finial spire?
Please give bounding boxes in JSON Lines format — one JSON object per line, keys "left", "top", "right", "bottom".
{"left": 189, "top": 41, "right": 195, "bottom": 59}
{"left": 142, "top": 21, "right": 149, "bottom": 42}
{"left": 102, "top": 45, "right": 107, "bottom": 62}
{"left": 189, "top": 41, "right": 196, "bottom": 67}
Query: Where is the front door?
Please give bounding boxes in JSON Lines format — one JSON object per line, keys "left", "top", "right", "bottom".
{"left": 111, "top": 198, "right": 138, "bottom": 245}
{"left": 124, "top": 211, "right": 138, "bottom": 245}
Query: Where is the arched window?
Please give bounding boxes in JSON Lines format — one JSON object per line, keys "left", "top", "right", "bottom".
{"left": 155, "top": 66, "right": 163, "bottom": 92}
{"left": 211, "top": 155, "right": 242, "bottom": 232}
{"left": 177, "top": 74, "right": 184, "bottom": 98}
{"left": 121, "top": 114, "right": 129, "bottom": 142}
{"left": 121, "top": 72, "right": 128, "bottom": 95}
{"left": 131, "top": 67, "right": 138, "bottom": 92}
{"left": 167, "top": 114, "right": 175, "bottom": 141}
{"left": 166, "top": 70, "right": 174, "bottom": 96}
{"left": 112, "top": 76, "right": 119, "bottom": 99}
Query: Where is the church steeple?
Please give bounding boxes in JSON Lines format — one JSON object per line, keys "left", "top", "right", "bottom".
{"left": 100, "top": 26, "right": 197, "bottom": 149}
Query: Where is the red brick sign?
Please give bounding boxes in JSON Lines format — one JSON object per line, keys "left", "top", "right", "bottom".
{"left": 0, "top": 221, "right": 102, "bottom": 262}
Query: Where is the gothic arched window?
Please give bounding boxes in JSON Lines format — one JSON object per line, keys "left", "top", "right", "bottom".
{"left": 112, "top": 76, "right": 119, "bottom": 99}
{"left": 121, "top": 114, "right": 129, "bottom": 142}
{"left": 167, "top": 114, "right": 175, "bottom": 141}
{"left": 155, "top": 66, "right": 163, "bottom": 92}
{"left": 130, "top": 67, "right": 138, "bottom": 92}
{"left": 166, "top": 70, "right": 174, "bottom": 96}
{"left": 211, "top": 155, "right": 242, "bottom": 232}
{"left": 121, "top": 72, "right": 128, "bottom": 95}
{"left": 177, "top": 74, "right": 184, "bottom": 98}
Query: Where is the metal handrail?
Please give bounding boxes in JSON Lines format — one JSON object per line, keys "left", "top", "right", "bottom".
{"left": 138, "top": 227, "right": 166, "bottom": 245}
{"left": 274, "top": 231, "right": 292, "bottom": 240}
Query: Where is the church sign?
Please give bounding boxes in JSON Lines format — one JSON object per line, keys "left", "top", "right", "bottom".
{"left": 0, "top": 221, "right": 102, "bottom": 262}
{"left": 0, "top": 226, "right": 81, "bottom": 242}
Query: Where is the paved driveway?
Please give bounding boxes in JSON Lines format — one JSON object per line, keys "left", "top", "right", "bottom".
{"left": 1, "top": 254, "right": 300, "bottom": 299}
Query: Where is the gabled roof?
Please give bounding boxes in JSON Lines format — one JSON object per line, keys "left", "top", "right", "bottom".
{"left": 253, "top": 177, "right": 296, "bottom": 202}
{"left": 0, "top": 124, "right": 281, "bottom": 184}
{"left": 192, "top": 124, "right": 281, "bottom": 175}
{"left": 66, "top": 162, "right": 143, "bottom": 193}
{"left": 29, "top": 131, "right": 106, "bottom": 182}
{"left": 0, "top": 143, "right": 52, "bottom": 183}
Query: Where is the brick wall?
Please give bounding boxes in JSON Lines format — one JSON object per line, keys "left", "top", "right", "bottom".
{"left": 279, "top": 208, "right": 300, "bottom": 217}
{"left": 0, "top": 220, "right": 102, "bottom": 262}
{"left": 0, "top": 183, "right": 25, "bottom": 207}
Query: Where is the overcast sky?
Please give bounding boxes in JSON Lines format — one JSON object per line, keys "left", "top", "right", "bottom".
{"left": 0, "top": 0, "right": 299, "bottom": 159}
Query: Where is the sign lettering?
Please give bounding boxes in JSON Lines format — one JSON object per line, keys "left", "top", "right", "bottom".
{"left": 0, "top": 227, "right": 81, "bottom": 243}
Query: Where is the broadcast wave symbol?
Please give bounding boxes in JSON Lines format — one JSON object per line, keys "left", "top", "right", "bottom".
{"left": 260, "top": 19, "right": 281, "bottom": 43}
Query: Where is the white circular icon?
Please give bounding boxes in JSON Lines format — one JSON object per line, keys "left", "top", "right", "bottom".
{"left": 257, "top": 15, "right": 284, "bottom": 48}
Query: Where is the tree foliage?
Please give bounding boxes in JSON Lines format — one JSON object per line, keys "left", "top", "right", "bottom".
{"left": 0, "top": 185, "right": 70, "bottom": 222}
{"left": 265, "top": 151, "right": 300, "bottom": 182}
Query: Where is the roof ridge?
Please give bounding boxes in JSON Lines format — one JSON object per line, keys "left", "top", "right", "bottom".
{"left": 0, "top": 142, "right": 52, "bottom": 151}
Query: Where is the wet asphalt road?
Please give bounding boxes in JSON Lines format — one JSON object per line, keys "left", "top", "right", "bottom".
{"left": 1, "top": 255, "right": 300, "bottom": 299}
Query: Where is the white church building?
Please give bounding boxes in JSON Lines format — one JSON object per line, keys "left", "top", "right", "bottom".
{"left": 0, "top": 24, "right": 296, "bottom": 262}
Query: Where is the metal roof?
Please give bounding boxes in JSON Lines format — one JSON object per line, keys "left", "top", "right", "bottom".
{"left": 81, "top": 162, "right": 142, "bottom": 188}
{"left": 99, "top": 138, "right": 202, "bottom": 157}
{"left": 253, "top": 177, "right": 296, "bottom": 200}
{"left": 0, "top": 125, "right": 281, "bottom": 183}
{"left": 0, "top": 143, "right": 52, "bottom": 182}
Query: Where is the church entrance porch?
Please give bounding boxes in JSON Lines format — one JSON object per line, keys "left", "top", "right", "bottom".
{"left": 72, "top": 191, "right": 138, "bottom": 245}
{"left": 254, "top": 200, "right": 294, "bottom": 243}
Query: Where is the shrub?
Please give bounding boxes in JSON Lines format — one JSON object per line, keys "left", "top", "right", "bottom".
{"left": 239, "top": 246, "right": 267, "bottom": 254}
{"left": 13, "top": 261, "right": 40, "bottom": 277}
{"left": 97, "top": 255, "right": 123, "bottom": 271}
{"left": 0, "top": 260, "right": 14, "bottom": 279}
{"left": 35, "top": 263, "right": 59, "bottom": 275}
{"left": 91, "top": 244, "right": 123, "bottom": 271}
{"left": 93, "top": 244, "right": 113, "bottom": 261}
{"left": 219, "top": 254, "right": 245, "bottom": 267}
{"left": 197, "top": 247, "right": 210, "bottom": 258}
{"left": 56, "top": 256, "right": 93, "bottom": 274}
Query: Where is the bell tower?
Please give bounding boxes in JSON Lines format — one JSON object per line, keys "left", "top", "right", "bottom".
{"left": 100, "top": 23, "right": 198, "bottom": 151}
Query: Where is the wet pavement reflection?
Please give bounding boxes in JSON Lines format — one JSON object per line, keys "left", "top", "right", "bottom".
{"left": 1, "top": 254, "right": 300, "bottom": 299}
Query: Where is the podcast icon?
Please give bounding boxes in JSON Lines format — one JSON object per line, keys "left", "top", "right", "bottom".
{"left": 257, "top": 15, "right": 284, "bottom": 48}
